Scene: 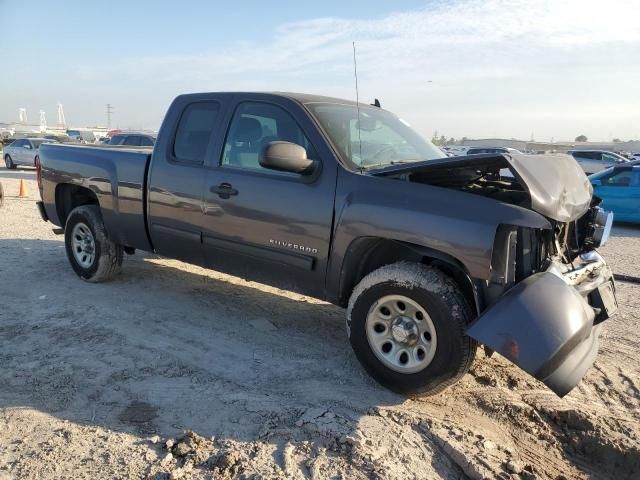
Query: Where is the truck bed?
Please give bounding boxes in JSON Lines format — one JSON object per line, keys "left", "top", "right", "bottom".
{"left": 39, "top": 143, "right": 153, "bottom": 251}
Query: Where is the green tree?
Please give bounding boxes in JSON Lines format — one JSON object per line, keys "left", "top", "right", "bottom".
{"left": 575, "top": 134, "right": 588, "bottom": 142}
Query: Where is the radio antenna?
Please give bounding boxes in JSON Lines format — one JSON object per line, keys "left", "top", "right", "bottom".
{"left": 352, "top": 41, "right": 363, "bottom": 170}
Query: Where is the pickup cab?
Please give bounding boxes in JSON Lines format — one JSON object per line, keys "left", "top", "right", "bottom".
{"left": 37, "top": 92, "right": 617, "bottom": 397}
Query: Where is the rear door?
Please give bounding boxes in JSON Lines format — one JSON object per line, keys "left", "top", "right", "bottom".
{"left": 147, "top": 95, "right": 231, "bottom": 265}
{"left": 8, "top": 140, "right": 23, "bottom": 163}
{"left": 201, "top": 95, "right": 338, "bottom": 298}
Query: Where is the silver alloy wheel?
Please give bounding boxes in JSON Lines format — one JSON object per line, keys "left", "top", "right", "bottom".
{"left": 4, "top": 155, "right": 11, "bottom": 168}
{"left": 71, "top": 222, "right": 96, "bottom": 268}
{"left": 365, "top": 294, "right": 438, "bottom": 373}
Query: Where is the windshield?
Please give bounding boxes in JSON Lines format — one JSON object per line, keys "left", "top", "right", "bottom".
{"left": 306, "top": 103, "right": 445, "bottom": 169}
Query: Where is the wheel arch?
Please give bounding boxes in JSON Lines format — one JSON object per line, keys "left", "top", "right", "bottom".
{"left": 55, "top": 183, "right": 100, "bottom": 228}
{"left": 336, "top": 237, "right": 480, "bottom": 315}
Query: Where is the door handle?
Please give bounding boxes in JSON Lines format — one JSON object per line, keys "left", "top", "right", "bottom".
{"left": 210, "top": 182, "right": 238, "bottom": 198}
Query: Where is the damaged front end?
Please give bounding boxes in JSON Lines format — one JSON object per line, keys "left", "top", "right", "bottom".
{"left": 373, "top": 152, "right": 618, "bottom": 396}
{"left": 467, "top": 250, "right": 616, "bottom": 397}
{"left": 467, "top": 202, "right": 617, "bottom": 397}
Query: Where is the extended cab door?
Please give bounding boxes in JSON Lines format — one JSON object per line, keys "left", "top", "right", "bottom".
{"left": 147, "top": 95, "right": 230, "bottom": 265}
{"left": 201, "top": 95, "right": 338, "bottom": 298}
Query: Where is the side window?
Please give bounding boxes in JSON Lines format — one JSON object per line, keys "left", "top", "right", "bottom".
{"left": 110, "top": 135, "right": 125, "bottom": 145}
{"left": 13, "top": 140, "right": 24, "bottom": 148}
{"left": 601, "top": 170, "right": 635, "bottom": 187}
{"left": 140, "top": 136, "right": 154, "bottom": 147}
{"left": 123, "top": 136, "right": 141, "bottom": 146}
{"left": 221, "top": 102, "right": 316, "bottom": 170}
{"left": 173, "top": 101, "right": 220, "bottom": 163}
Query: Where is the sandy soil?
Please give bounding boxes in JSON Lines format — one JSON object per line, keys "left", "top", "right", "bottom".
{"left": 0, "top": 169, "right": 639, "bottom": 480}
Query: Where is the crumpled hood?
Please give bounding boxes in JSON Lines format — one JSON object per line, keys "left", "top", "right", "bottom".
{"left": 371, "top": 153, "right": 593, "bottom": 223}
{"left": 506, "top": 153, "right": 593, "bottom": 223}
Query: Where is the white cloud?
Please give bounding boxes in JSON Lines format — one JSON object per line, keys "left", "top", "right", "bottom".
{"left": 12, "top": 0, "right": 640, "bottom": 139}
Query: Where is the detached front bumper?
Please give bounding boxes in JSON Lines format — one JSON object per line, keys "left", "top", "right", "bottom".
{"left": 466, "top": 251, "right": 616, "bottom": 397}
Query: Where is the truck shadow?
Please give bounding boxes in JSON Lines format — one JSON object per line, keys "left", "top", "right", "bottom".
{"left": 0, "top": 238, "right": 473, "bottom": 478}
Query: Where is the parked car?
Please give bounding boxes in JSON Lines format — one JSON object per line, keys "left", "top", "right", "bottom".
{"left": 589, "top": 164, "right": 640, "bottom": 223}
{"left": 443, "top": 146, "right": 471, "bottom": 156}
{"left": 567, "top": 150, "right": 629, "bottom": 175}
{"left": 43, "top": 134, "right": 70, "bottom": 143}
{"left": 3, "top": 137, "right": 57, "bottom": 169}
{"left": 466, "top": 146, "right": 523, "bottom": 155}
{"left": 37, "top": 92, "right": 617, "bottom": 398}
{"left": 107, "top": 132, "right": 156, "bottom": 147}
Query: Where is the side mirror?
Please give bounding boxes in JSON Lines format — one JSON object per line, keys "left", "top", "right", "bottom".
{"left": 24, "top": 144, "right": 32, "bottom": 150}
{"left": 259, "top": 141, "right": 316, "bottom": 175}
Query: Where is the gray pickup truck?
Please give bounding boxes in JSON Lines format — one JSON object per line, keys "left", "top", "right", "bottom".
{"left": 36, "top": 92, "right": 617, "bottom": 397}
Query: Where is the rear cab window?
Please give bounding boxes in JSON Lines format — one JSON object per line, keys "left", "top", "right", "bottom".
{"left": 173, "top": 102, "right": 220, "bottom": 163}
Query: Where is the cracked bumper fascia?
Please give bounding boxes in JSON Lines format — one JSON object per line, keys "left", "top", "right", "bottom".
{"left": 466, "top": 250, "right": 615, "bottom": 397}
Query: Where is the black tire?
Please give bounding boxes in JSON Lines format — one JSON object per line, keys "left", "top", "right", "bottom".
{"left": 347, "top": 262, "right": 477, "bottom": 396}
{"left": 0, "top": 182, "right": 4, "bottom": 208}
{"left": 34, "top": 155, "right": 39, "bottom": 167}
{"left": 4, "top": 154, "right": 16, "bottom": 169}
{"left": 64, "top": 205, "right": 123, "bottom": 282}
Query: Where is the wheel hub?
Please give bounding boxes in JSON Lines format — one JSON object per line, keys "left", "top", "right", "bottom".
{"left": 391, "top": 317, "right": 419, "bottom": 345}
{"left": 71, "top": 222, "right": 96, "bottom": 268}
{"left": 365, "top": 294, "right": 438, "bottom": 374}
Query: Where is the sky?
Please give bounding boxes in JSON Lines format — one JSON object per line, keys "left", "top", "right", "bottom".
{"left": 1, "top": 0, "right": 639, "bottom": 141}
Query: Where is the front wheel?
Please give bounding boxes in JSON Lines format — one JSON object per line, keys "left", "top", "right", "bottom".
{"left": 4, "top": 154, "right": 15, "bottom": 169}
{"left": 64, "top": 205, "right": 123, "bottom": 282}
{"left": 347, "top": 262, "right": 477, "bottom": 396}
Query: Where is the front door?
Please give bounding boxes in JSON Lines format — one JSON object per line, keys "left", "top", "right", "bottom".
{"left": 201, "top": 98, "right": 337, "bottom": 298}
{"left": 594, "top": 169, "right": 640, "bottom": 222}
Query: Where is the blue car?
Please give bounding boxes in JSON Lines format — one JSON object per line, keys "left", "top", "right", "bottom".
{"left": 589, "top": 163, "right": 640, "bottom": 223}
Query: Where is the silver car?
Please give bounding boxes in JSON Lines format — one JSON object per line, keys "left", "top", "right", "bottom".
{"left": 567, "top": 150, "right": 629, "bottom": 175}
{"left": 3, "top": 138, "right": 56, "bottom": 169}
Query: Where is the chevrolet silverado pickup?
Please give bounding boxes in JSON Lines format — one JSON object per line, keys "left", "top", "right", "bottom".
{"left": 36, "top": 92, "right": 617, "bottom": 397}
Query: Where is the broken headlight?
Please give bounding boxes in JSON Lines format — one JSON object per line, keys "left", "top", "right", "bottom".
{"left": 585, "top": 207, "right": 614, "bottom": 248}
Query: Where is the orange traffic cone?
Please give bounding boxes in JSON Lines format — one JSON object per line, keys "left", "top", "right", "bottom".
{"left": 19, "top": 179, "right": 28, "bottom": 198}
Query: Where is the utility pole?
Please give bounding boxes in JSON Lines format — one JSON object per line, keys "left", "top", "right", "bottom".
{"left": 106, "top": 103, "right": 113, "bottom": 129}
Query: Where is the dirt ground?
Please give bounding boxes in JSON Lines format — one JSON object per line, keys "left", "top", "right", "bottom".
{"left": 0, "top": 169, "right": 639, "bottom": 480}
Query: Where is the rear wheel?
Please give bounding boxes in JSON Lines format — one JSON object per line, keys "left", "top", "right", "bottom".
{"left": 347, "top": 262, "right": 477, "bottom": 396}
{"left": 34, "top": 155, "right": 39, "bottom": 167}
{"left": 4, "top": 154, "right": 15, "bottom": 169}
{"left": 64, "top": 205, "right": 123, "bottom": 282}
